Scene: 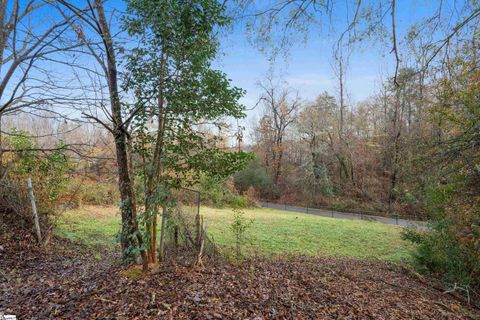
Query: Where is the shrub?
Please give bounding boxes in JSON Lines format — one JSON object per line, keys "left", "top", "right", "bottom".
{"left": 65, "top": 178, "right": 119, "bottom": 207}
{"left": 402, "top": 218, "right": 480, "bottom": 302}
{"left": 228, "top": 194, "right": 249, "bottom": 208}
{"left": 198, "top": 175, "right": 250, "bottom": 208}
{"left": 1, "top": 130, "right": 73, "bottom": 240}
{"left": 230, "top": 208, "right": 254, "bottom": 259}
{"left": 233, "top": 159, "right": 273, "bottom": 196}
{"left": 403, "top": 180, "right": 480, "bottom": 303}
{"left": 6, "top": 130, "right": 73, "bottom": 209}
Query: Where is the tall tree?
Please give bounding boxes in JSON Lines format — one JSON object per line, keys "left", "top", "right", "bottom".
{"left": 123, "top": 0, "right": 252, "bottom": 263}
{"left": 56, "top": 0, "right": 148, "bottom": 268}
{"left": 255, "top": 78, "right": 301, "bottom": 186}
{"left": 296, "top": 92, "right": 337, "bottom": 198}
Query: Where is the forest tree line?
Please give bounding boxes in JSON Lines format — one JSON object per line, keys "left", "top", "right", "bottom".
{"left": 239, "top": 66, "right": 461, "bottom": 218}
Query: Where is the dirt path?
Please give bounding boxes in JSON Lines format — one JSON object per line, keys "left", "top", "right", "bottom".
{"left": 1, "top": 230, "right": 478, "bottom": 319}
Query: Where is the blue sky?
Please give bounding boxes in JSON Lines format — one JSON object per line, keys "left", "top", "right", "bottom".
{"left": 216, "top": 30, "right": 384, "bottom": 114}
{"left": 2, "top": 0, "right": 468, "bottom": 132}
{"left": 215, "top": 24, "right": 384, "bottom": 127}
{"left": 211, "top": 0, "right": 464, "bottom": 125}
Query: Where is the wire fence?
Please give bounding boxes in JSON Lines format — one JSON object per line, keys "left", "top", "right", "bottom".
{"left": 161, "top": 188, "right": 223, "bottom": 266}
{"left": 1, "top": 176, "right": 94, "bottom": 245}
{"left": 260, "top": 201, "right": 427, "bottom": 228}
{"left": 0, "top": 181, "right": 33, "bottom": 231}
{"left": 1, "top": 180, "right": 223, "bottom": 265}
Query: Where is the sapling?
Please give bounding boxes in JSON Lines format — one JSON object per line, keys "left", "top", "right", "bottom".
{"left": 230, "top": 208, "right": 253, "bottom": 259}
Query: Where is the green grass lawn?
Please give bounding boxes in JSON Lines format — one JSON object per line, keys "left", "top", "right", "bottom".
{"left": 57, "top": 205, "right": 414, "bottom": 263}
{"left": 56, "top": 206, "right": 121, "bottom": 251}
{"left": 202, "top": 207, "right": 414, "bottom": 262}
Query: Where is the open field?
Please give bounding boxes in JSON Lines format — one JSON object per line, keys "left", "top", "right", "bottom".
{"left": 57, "top": 205, "right": 414, "bottom": 262}
{"left": 56, "top": 206, "right": 121, "bottom": 251}
{"left": 202, "top": 207, "right": 414, "bottom": 262}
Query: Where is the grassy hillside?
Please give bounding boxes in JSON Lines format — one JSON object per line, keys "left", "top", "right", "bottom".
{"left": 57, "top": 205, "right": 414, "bottom": 262}
{"left": 202, "top": 207, "right": 413, "bottom": 262}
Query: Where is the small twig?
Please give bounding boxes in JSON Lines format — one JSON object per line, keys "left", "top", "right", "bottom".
{"left": 96, "top": 297, "right": 117, "bottom": 304}
{"left": 380, "top": 279, "right": 401, "bottom": 288}
{"left": 444, "top": 283, "right": 471, "bottom": 305}
{"left": 433, "top": 301, "right": 454, "bottom": 313}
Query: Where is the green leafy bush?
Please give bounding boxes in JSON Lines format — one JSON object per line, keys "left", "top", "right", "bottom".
{"left": 66, "top": 179, "right": 120, "bottom": 207}
{"left": 233, "top": 159, "right": 273, "bottom": 196}
{"left": 402, "top": 218, "right": 480, "bottom": 300}
{"left": 5, "top": 130, "right": 73, "bottom": 210}
{"left": 403, "top": 180, "right": 480, "bottom": 302}
{"left": 198, "top": 175, "right": 250, "bottom": 208}
{"left": 1, "top": 130, "right": 73, "bottom": 239}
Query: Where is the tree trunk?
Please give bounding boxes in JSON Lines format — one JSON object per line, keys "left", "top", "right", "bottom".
{"left": 0, "top": 0, "right": 6, "bottom": 175}
{"left": 388, "top": 89, "right": 402, "bottom": 212}
{"left": 93, "top": 0, "right": 147, "bottom": 270}
{"left": 144, "top": 172, "right": 155, "bottom": 262}
{"left": 339, "top": 57, "right": 345, "bottom": 136}
{"left": 0, "top": 0, "right": 7, "bottom": 79}
{"left": 0, "top": 114, "right": 3, "bottom": 180}
{"left": 116, "top": 132, "right": 146, "bottom": 266}
{"left": 142, "top": 55, "right": 167, "bottom": 263}
{"left": 274, "top": 148, "right": 283, "bottom": 186}
{"left": 158, "top": 206, "right": 167, "bottom": 263}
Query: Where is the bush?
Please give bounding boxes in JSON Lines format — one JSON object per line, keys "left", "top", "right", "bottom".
{"left": 403, "top": 180, "right": 480, "bottom": 303}
{"left": 402, "top": 219, "right": 480, "bottom": 302}
{"left": 403, "top": 178, "right": 480, "bottom": 303}
{"left": 198, "top": 175, "right": 250, "bottom": 208}
{"left": 1, "top": 130, "right": 73, "bottom": 240}
{"left": 65, "top": 178, "right": 119, "bottom": 207}
{"left": 228, "top": 194, "right": 249, "bottom": 208}
{"left": 5, "top": 130, "right": 73, "bottom": 210}
{"left": 233, "top": 159, "right": 273, "bottom": 196}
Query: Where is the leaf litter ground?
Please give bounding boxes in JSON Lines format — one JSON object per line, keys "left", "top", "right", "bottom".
{"left": 1, "top": 229, "right": 479, "bottom": 319}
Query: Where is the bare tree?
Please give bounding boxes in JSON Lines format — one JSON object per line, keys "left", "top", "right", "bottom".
{"left": 56, "top": 0, "right": 148, "bottom": 269}
{"left": 256, "top": 77, "right": 301, "bottom": 186}
{"left": 0, "top": 0, "right": 85, "bottom": 179}
{"left": 1, "top": 1, "right": 70, "bottom": 115}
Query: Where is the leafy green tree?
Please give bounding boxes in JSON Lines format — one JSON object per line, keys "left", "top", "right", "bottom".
{"left": 234, "top": 159, "right": 273, "bottom": 195}
{"left": 123, "top": 0, "right": 253, "bottom": 263}
{"left": 403, "top": 40, "right": 480, "bottom": 299}
{"left": 57, "top": 0, "right": 149, "bottom": 268}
